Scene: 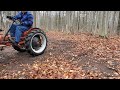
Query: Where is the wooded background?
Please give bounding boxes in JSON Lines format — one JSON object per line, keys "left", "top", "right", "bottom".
{"left": 0, "top": 11, "right": 120, "bottom": 36}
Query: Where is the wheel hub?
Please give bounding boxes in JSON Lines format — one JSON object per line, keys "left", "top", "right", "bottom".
{"left": 32, "top": 36, "right": 41, "bottom": 50}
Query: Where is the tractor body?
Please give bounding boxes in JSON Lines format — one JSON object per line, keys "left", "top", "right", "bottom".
{"left": 0, "top": 18, "right": 47, "bottom": 56}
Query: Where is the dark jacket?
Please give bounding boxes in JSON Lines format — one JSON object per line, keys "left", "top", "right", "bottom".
{"left": 13, "top": 11, "right": 33, "bottom": 27}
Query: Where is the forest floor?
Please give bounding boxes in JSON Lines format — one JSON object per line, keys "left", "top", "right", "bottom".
{"left": 0, "top": 31, "right": 120, "bottom": 79}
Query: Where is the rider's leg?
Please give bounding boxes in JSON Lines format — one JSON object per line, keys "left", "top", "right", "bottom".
{"left": 15, "top": 25, "right": 29, "bottom": 44}
{"left": 9, "top": 24, "right": 17, "bottom": 37}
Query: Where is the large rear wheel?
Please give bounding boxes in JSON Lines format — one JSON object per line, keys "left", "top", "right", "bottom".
{"left": 25, "top": 29, "right": 47, "bottom": 56}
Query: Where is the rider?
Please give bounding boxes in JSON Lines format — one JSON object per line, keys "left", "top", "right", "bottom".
{"left": 7, "top": 11, "right": 34, "bottom": 46}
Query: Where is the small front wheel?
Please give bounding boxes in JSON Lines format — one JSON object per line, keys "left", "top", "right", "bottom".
{"left": 25, "top": 29, "right": 47, "bottom": 56}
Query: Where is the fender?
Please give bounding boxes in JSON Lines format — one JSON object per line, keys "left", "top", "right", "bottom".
{"left": 23, "top": 28, "right": 44, "bottom": 36}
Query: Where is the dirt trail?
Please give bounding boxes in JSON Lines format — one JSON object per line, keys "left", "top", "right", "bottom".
{"left": 0, "top": 31, "right": 120, "bottom": 79}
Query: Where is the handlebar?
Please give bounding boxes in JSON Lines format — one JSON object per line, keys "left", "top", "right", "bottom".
{"left": 6, "top": 16, "right": 14, "bottom": 21}
{"left": 6, "top": 16, "right": 22, "bottom": 25}
{"left": 0, "top": 29, "right": 4, "bottom": 32}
